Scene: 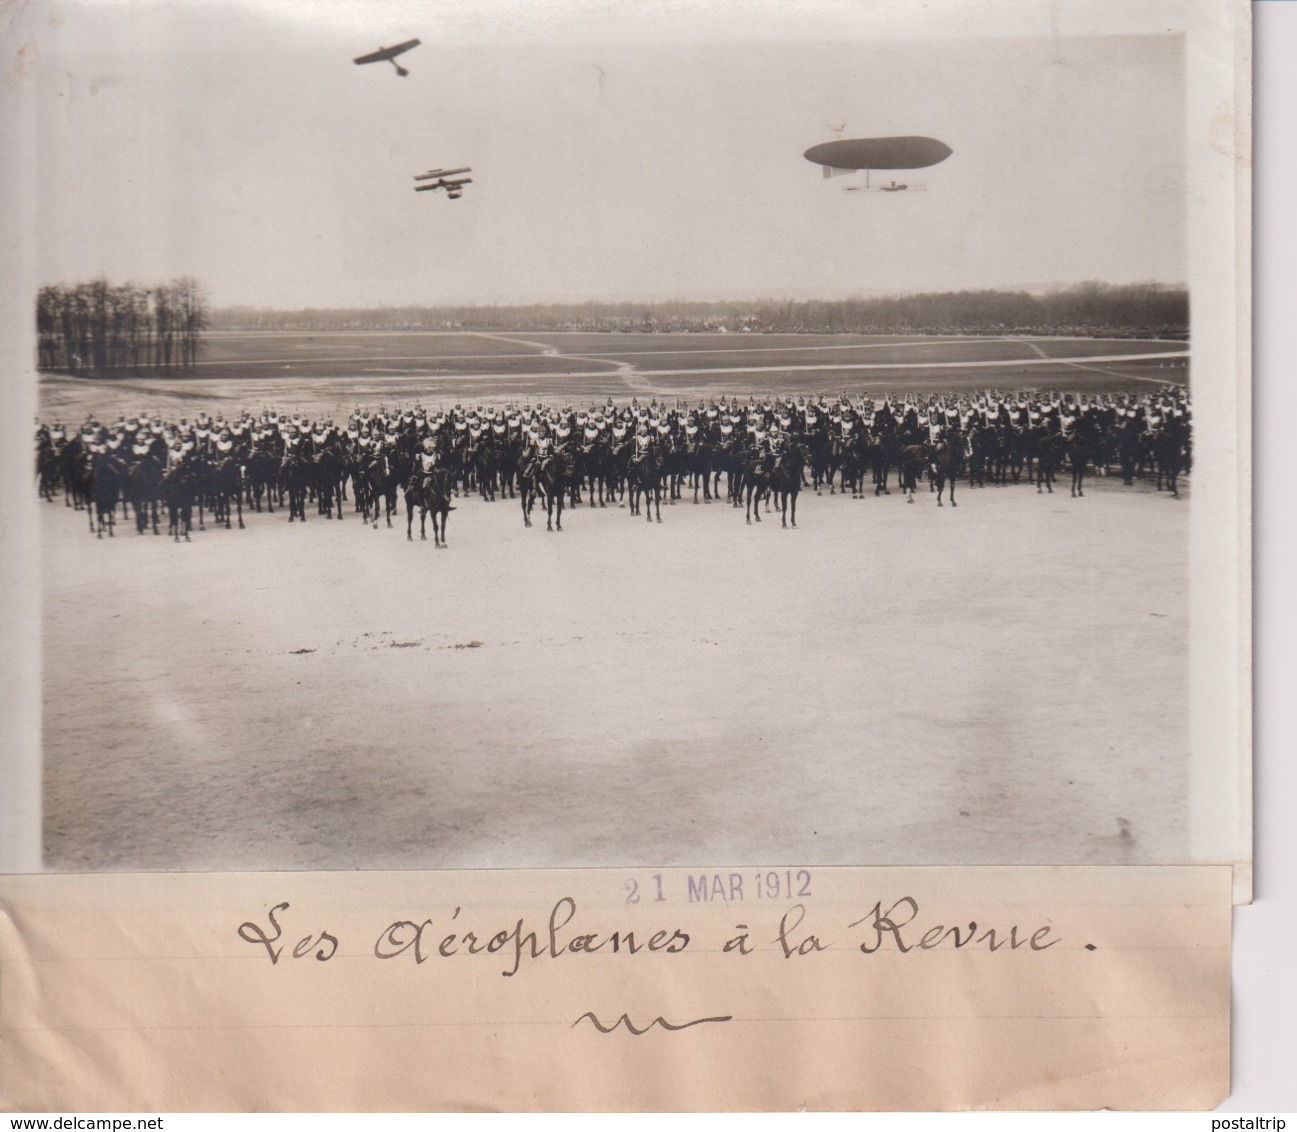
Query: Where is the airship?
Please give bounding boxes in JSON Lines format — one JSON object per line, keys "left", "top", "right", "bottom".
{"left": 805, "top": 136, "right": 952, "bottom": 191}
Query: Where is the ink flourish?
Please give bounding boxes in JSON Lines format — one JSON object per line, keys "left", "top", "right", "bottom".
{"left": 572, "top": 1012, "right": 733, "bottom": 1035}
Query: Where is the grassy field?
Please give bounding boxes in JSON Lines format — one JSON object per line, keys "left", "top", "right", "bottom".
{"left": 40, "top": 330, "right": 1190, "bottom": 423}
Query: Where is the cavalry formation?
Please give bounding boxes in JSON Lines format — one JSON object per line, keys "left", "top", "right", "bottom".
{"left": 35, "top": 386, "right": 1192, "bottom": 545}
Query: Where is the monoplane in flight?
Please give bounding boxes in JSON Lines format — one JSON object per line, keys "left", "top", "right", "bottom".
{"left": 353, "top": 39, "right": 421, "bottom": 76}
{"left": 414, "top": 167, "right": 472, "bottom": 199}
{"left": 804, "top": 136, "right": 951, "bottom": 193}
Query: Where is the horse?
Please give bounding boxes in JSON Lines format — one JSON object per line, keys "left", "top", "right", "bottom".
{"left": 743, "top": 451, "right": 772, "bottom": 524}
{"left": 161, "top": 461, "right": 196, "bottom": 542}
{"left": 872, "top": 429, "right": 900, "bottom": 496}
{"left": 712, "top": 435, "right": 744, "bottom": 507}
{"left": 657, "top": 432, "right": 688, "bottom": 504}
{"left": 404, "top": 467, "right": 456, "bottom": 547}
{"left": 207, "top": 455, "right": 245, "bottom": 530}
{"left": 627, "top": 448, "right": 662, "bottom": 524}
{"left": 313, "top": 442, "right": 346, "bottom": 519}
{"left": 683, "top": 431, "right": 714, "bottom": 504}
{"left": 126, "top": 452, "right": 164, "bottom": 534}
{"left": 244, "top": 440, "right": 281, "bottom": 513}
{"left": 966, "top": 425, "right": 996, "bottom": 488}
{"left": 576, "top": 439, "right": 613, "bottom": 508}
{"left": 280, "top": 449, "right": 311, "bottom": 522}
{"left": 930, "top": 431, "right": 962, "bottom": 507}
{"left": 1066, "top": 419, "right": 1102, "bottom": 498}
{"left": 518, "top": 458, "right": 540, "bottom": 527}
{"left": 360, "top": 450, "right": 405, "bottom": 528}
{"left": 768, "top": 443, "right": 807, "bottom": 528}
{"left": 831, "top": 429, "right": 867, "bottom": 499}
{"left": 536, "top": 450, "right": 573, "bottom": 531}
{"left": 35, "top": 436, "right": 61, "bottom": 502}
{"left": 59, "top": 437, "right": 89, "bottom": 511}
{"left": 1034, "top": 431, "right": 1067, "bottom": 495}
{"left": 471, "top": 438, "right": 498, "bottom": 502}
{"left": 89, "top": 450, "right": 124, "bottom": 537}
{"left": 495, "top": 433, "right": 522, "bottom": 500}
{"left": 1154, "top": 417, "right": 1189, "bottom": 498}
{"left": 896, "top": 443, "right": 929, "bottom": 504}
{"left": 1114, "top": 419, "right": 1142, "bottom": 486}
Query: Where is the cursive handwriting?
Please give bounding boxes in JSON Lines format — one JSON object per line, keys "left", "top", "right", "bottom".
{"left": 374, "top": 896, "right": 691, "bottom": 977}
{"left": 236, "top": 895, "right": 1071, "bottom": 969}
{"left": 848, "top": 898, "right": 1061, "bottom": 953}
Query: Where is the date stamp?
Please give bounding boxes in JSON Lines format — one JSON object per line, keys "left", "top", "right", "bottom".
{"left": 623, "top": 870, "right": 813, "bottom": 905}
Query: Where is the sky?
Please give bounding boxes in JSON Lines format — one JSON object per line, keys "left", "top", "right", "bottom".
{"left": 17, "top": 0, "right": 1188, "bottom": 309}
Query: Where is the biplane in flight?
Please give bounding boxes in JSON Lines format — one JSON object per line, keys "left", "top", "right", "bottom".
{"left": 353, "top": 39, "right": 421, "bottom": 76}
{"left": 414, "top": 167, "right": 473, "bottom": 199}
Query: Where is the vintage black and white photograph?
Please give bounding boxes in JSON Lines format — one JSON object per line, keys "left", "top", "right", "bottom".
{"left": 0, "top": 0, "right": 1248, "bottom": 876}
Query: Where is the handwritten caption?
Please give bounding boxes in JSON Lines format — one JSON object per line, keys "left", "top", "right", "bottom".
{"left": 238, "top": 895, "right": 1066, "bottom": 978}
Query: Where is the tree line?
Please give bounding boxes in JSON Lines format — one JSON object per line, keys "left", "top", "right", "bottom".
{"left": 37, "top": 278, "right": 209, "bottom": 375}
{"left": 210, "top": 282, "right": 1187, "bottom": 339}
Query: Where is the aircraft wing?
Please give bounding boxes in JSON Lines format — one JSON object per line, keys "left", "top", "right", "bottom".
{"left": 354, "top": 38, "right": 421, "bottom": 65}
{"left": 415, "top": 167, "right": 471, "bottom": 180}
{"left": 414, "top": 177, "right": 473, "bottom": 193}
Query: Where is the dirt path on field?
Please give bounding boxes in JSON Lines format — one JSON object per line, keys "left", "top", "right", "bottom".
{"left": 41, "top": 476, "right": 1189, "bottom": 872}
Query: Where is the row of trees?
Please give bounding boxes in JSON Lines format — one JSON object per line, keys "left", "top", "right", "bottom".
{"left": 210, "top": 282, "right": 1187, "bottom": 339}
{"left": 36, "top": 278, "right": 209, "bottom": 374}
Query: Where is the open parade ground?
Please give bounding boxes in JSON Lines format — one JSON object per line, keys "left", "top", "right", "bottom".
{"left": 39, "top": 332, "right": 1190, "bottom": 871}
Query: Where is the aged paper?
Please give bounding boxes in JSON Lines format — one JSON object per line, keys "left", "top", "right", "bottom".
{"left": 0, "top": 866, "right": 1231, "bottom": 1111}
{"left": 0, "top": 0, "right": 1251, "bottom": 1114}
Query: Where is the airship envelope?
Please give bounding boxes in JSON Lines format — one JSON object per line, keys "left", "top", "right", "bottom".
{"left": 804, "top": 136, "right": 953, "bottom": 173}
